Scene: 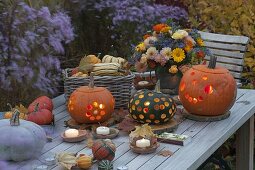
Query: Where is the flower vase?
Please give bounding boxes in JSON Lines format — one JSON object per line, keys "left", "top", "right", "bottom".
{"left": 156, "top": 71, "right": 182, "bottom": 95}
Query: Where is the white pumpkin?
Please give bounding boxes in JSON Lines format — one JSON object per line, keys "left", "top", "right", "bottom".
{"left": 0, "top": 110, "right": 47, "bottom": 161}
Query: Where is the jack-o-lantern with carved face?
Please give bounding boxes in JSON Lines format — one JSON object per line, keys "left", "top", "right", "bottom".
{"left": 179, "top": 56, "right": 237, "bottom": 116}
{"left": 68, "top": 74, "right": 115, "bottom": 123}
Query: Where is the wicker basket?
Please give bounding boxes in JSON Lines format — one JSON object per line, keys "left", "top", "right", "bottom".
{"left": 63, "top": 68, "right": 135, "bottom": 109}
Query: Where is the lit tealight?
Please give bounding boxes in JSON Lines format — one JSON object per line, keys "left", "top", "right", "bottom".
{"left": 64, "top": 129, "right": 79, "bottom": 138}
{"left": 96, "top": 126, "right": 110, "bottom": 135}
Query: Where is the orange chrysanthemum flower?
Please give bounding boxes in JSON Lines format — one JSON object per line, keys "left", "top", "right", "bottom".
{"left": 143, "top": 34, "right": 151, "bottom": 40}
{"left": 184, "top": 45, "right": 193, "bottom": 52}
{"left": 153, "top": 24, "right": 168, "bottom": 33}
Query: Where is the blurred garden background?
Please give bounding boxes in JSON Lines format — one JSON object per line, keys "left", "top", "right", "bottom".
{"left": 0, "top": 0, "right": 255, "bottom": 169}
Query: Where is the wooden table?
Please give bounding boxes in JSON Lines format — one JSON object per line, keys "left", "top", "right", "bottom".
{"left": 6, "top": 89, "right": 255, "bottom": 170}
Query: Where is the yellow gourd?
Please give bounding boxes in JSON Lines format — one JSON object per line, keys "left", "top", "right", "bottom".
{"left": 77, "top": 155, "right": 92, "bottom": 169}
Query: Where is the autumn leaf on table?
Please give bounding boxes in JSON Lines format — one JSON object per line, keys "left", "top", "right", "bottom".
{"left": 158, "top": 150, "right": 173, "bottom": 157}
{"left": 129, "top": 124, "right": 155, "bottom": 140}
{"left": 117, "top": 116, "right": 137, "bottom": 132}
{"left": 14, "top": 104, "right": 28, "bottom": 114}
{"left": 114, "top": 108, "right": 129, "bottom": 122}
{"left": 86, "top": 132, "right": 94, "bottom": 149}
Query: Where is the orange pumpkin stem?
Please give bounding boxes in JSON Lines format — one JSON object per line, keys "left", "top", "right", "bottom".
{"left": 10, "top": 109, "right": 20, "bottom": 126}
{"left": 88, "top": 73, "right": 95, "bottom": 88}
{"left": 208, "top": 56, "right": 217, "bottom": 69}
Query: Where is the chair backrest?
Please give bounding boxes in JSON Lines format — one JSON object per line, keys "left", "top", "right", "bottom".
{"left": 198, "top": 31, "right": 249, "bottom": 82}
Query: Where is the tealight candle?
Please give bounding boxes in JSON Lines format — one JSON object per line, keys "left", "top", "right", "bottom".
{"left": 138, "top": 81, "right": 149, "bottom": 86}
{"left": 34, "top": 165, "right": 48, "bottom": 170}
{"left": 64, "top": 129, "right": 79, "bottom": 138}
{"left": 117, "top": 166, "right": 129, "bottom": 170}
{"left": 96, "top": 126, "right": 110, "bottom": 135}
{"left": 136, "top": 138, "right": 150, "bottom": 148}
{"left": 45, "top": 157, "right": 56, "bottom": 166}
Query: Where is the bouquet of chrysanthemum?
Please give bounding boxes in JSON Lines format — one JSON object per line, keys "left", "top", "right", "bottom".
{"left": 131, "top": 20, "right": 211, "bottom": 75}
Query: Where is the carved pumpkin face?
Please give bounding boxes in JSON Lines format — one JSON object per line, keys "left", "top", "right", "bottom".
{"left": 179, "top": 64, "right": 237, "bottom": 116}
{"left": 129, "top": 89, "right": 176, "bottom": 124}
{"left": 68, "top": 86, "right": 115, "bottom": 124}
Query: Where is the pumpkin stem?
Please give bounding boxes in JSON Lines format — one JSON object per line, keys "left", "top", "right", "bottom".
{"left": 155, "top": 80, "right": 161, "bottom": 93}
{"left": 10, "top": 109, "right": 20, "bottom": 126}
{"left": 7, "top": 103, "right": 13, "bottom": 111}
{"left": 88, "top": 73, "right": 95, "bottom": 88}
{"left": 34, "top": 103, "right": 40, "bottom": 113}
{"left": 208, "top": 55, "right": 217, "bottom": 69}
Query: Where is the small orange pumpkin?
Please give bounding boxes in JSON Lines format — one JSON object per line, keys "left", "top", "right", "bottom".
{"left": 68, "top": 74, "right": 115, "bottom": 124}
{"left": 179, "top": 56, "right": 237, "bottom": 116}
{"left": 26, "top": 103, "right": 53, "bottom": 125}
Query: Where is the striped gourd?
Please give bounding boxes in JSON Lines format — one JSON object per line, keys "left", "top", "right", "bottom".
{"left": 102, "top": 55, "right": 127, "bottom": 65}
{"left": 92, "top": 139, "right": 116, "bottom": 161}
{"left": 92, "top": 63, "right": 122, "bottom": 76}
{"left": 98, "top": 160, "right": 113, "bottom": 170}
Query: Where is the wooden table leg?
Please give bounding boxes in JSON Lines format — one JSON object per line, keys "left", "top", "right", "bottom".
{"left": 236, "top": 115, "right": 254, "bottom": 170}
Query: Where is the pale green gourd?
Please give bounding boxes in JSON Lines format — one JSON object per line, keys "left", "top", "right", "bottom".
{"left": 0, "top": 110, "right": 47, "bottom": 161}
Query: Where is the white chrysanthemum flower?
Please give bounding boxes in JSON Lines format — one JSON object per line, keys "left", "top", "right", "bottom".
{"left": 144, "top": 36, "right": 157, "bottom": 47}
{"left": 160, "top": 47, "right": 172, "bottom": 59}
{"left": 140, "top": 54, "right": 147, "bottom": 64}
{"left": 172, "top": 30, "right": 188, "bottom": 39}
{"left": 146, "top": 47, "right": 158, "bottom": 59}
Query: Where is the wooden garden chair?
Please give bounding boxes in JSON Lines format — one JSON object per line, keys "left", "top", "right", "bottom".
{"left": 198, "top": 31, "right": 249, "bottom": 86}
{"left": 198, "top": 31, "right": 250, "bottom": 169}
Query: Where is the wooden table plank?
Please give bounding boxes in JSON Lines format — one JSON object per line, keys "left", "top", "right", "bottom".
{"left": 137, "top": 121, "right": 208, "bottom": 170}
{"left": 156, "top": 90, "right": 255, "bottom": 170}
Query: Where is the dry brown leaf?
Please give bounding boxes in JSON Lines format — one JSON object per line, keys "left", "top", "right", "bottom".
{"left": 117, "top": 116, "right": 137, "bottom": 132}
{"left": 86, "top": 137, "right": 94, "bottom": 149}
{"left": 14, "top": 104, "right": 28, "bottom": 114}
{"left": 129, "top": 124, "right": 155, "bottom": 140}
{"left": 158, "top": 150, "right": 173, "bottom": 157}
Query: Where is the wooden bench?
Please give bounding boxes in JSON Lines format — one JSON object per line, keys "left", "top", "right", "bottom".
{"left": 198, "top": 31, "right": 249, "bottom": 83}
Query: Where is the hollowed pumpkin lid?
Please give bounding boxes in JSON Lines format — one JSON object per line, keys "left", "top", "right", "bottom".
{"left": 192, "top": 55, "right": 229, "bottom": 74}
{"left": 192, "top": 65, "right": 229, "bottom": 74}
{"left": 76, "top": 86, "right": 106, "bottom": 93}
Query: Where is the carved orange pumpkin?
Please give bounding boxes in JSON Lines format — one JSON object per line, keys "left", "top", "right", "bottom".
{"left": 179, "top": 56, "right": 237, "bottom": 116}
{"left": 68, "top": 74, "right": 115, "bottom": 123}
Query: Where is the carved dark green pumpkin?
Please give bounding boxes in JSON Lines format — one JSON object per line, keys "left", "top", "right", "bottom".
{"left": 98, "top": 160, "right": 113, "bottom": 170}
{"left": 129, "top": 89, "right": 176, "bottom": 124}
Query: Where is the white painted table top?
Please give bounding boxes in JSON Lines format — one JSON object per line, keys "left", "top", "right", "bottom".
{"left": 5, "top": 89, "right": 255, "bottom": 170}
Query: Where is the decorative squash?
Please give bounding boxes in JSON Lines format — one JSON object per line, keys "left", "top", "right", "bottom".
{"left": 0, "top": 110, "right": 47, "bottom": 161}
{"left": 98, "top": 160, "right": 113, "bottom": 170}
{"left": 129, "top": 89, "right": 176, "bottom": 124}
{"left": 92, "top": 63, "right": 123, "bottom": 76}
{"left": 77, "top": 155, "right": 92, "bottom": 169}
{"left": 68, "top": 74, "right": 115, "bottom": 124}
{"left": 28, "top": 96, "right": 53, "bottom": 112}
{"left": 92, "top": 139, "right": 116, "bottom": 161}
{"left": 102, "top": 55, "right": 127, "bottom": 65}
{"left": 179, "top": 56, "right": 237, "bottom": 116}
{"left": 26, "top": 103, "right": 54, "bottom": 125}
